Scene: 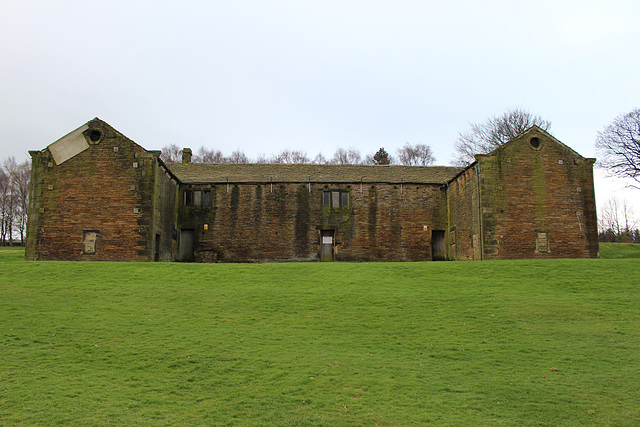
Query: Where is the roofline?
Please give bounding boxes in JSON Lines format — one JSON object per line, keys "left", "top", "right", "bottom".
{"left": 156, "top": 155, "right": 182, "bottom": 183}
{"left": 447, "top": 160, "right": 478, "bottom": 184}
{"left": 178, "top": 179, "right": 451, "bottom": 185}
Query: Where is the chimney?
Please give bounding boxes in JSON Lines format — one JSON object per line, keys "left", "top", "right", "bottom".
{"left": 182, "top": 148, "right": 192, "bottom": 164}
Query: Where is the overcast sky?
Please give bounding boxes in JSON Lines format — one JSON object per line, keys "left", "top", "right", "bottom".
{"left": 1, "top": 0, "right": 639, "bottom": 212}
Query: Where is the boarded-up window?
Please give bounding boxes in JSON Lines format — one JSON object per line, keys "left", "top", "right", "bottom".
{"left": 193, "top": 190, "right": 202, "bottom": 207}
{"left": 536, "top": 232, "right": 549, "bottom": 252}
{"left": 332, "top": 191, "right": 340, "bottom": 207}
{"left": 82, "top": 231, "right": 98, "bottom": 255}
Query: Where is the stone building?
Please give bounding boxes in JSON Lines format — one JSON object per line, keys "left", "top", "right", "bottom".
{"left": 25, "top": 118, "right": 599, "bottom": 262}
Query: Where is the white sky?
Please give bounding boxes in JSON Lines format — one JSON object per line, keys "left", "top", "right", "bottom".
{"left": 1, "top": 0, "right": 638, "bottom": 214}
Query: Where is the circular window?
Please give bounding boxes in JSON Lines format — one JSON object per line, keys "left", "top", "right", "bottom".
{"left": 89, "top": 129, "right": 102, "bottom": 142}
{"left": 530, "top": 137, "right": 541, "bottom": 149}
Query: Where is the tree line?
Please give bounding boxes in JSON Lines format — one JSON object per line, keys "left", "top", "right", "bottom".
{"left": 598, "top": 196, "right": 640, "bottom": 243}
{"left": 0, "top": 157, "right": 30, "bottom": 245}
{"left": 160, "top": 143, "right": 435, "bottom": 166}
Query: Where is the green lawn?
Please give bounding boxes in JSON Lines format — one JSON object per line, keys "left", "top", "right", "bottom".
{"left": 1, "top": 246, "right": 639, "bottom": 425}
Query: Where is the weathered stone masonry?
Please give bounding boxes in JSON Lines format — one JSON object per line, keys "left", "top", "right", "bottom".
{"left": 26, "top": 119, "right": 599, "bottom": 262}
{"left": 26, "top": 119, "right": 178, "bottom": 261}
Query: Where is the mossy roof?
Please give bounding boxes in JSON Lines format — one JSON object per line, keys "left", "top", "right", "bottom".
{"left": 167, "top": 163, "right": 462, "bottom": 185}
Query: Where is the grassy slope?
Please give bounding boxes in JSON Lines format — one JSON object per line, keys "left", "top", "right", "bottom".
{"left": 1, "top": 247, "right": 639, "bottom": 425}
{"left": 599, "top": 242, "right": 640, "bottom": 259}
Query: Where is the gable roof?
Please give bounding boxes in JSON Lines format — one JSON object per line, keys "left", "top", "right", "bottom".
{"left": 486, "top": 125, "right": 586, "bottom": 159}
{"left": 42, "top": 118, "right": 151, "bottom": 165}
{"left": 167, "top": 163, "right": 462, "bottom": 185}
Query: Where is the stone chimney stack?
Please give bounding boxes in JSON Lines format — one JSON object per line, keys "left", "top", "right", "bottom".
{"left": 182, "top": 148, "right": 192, "bottom": 164}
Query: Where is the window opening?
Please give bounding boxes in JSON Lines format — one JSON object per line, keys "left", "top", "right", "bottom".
{"left": 341, "top": 192, "right": 349, "bottom": 207}
{"left": 203, "top": 190, "right": 211, "bottom": 206}
{"left": 89, "top": 130, "right": 102, "bottom": 142}
{"left": 323, "top": 191, "right": 349, "bottom": 208}
{"left": 193, "top": 190, "right": 202, "bottom": 207}
{"left": 322, "top": 191, "right": 331, "bottom": 207}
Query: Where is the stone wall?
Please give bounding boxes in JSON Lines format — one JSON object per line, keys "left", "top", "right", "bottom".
{"left": 25, "top": 120, "right": 599, "bottom": 263}
{"left": 476, "top": 129, "right": 599, "bottom": 259}
{"left": 447, "top": 167, "right": 480, "bottom": 260}
{"left": 177, "top": 181, "right": 447, "bottom": 262}
{"left": 150, "top": 161, "right": 179, "bottom": 262}
{"left": 26, "top": 119, "right": 176, "bottom": 261}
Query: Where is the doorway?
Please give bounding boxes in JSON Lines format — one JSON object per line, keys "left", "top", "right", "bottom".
{"left": 319, "top": 230, "right": 335, "bottom": 262}
{"left": 432, "top": 230, "right": 446, "bottom": 261}
{"left": 178, "top": 229, "right": 195, "bottom": 262}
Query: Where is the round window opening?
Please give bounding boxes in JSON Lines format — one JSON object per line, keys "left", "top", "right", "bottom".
{"left": 530, "top": 137, "right": 541, "bottom": 149}
{"left": 89, "top": 129, "right": 102, "bottom": 142}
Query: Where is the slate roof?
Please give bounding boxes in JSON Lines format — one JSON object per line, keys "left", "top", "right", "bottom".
{"left": 166, "top": 163, "right": 463, "bottom": 185}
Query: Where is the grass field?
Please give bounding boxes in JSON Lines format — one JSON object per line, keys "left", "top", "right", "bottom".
{"left": 1, "top": 245, "right": 639, "bottom": 425}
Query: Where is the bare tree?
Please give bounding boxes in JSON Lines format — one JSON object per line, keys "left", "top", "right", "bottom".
{"left": 452, "top": 108, "right": 552, "bottom": 166}
{"left": 0, "top": 157, "right": 26, "bottom": 245}
{"left": 595, "top": 108, "right": 640, "bottom": 188}
{"left": 160, "top": 144, "right": 182, "bottom": 163}
{"left": 254, "top": 154, "right": 269, "bottom": 164}
{"left": 0, "top": 165, "right": 10, "bottom": 244}
{"left": 226, "top": 149, "right": 250, "bottom": 163}
{"left": 312, "top": 153, "right": 329, "bottom": 164}
{"left": 598, "top": 196, "right": 638, "bottom": 242}
{"left": 331, "top": 147, "right": 362, "bottom": 165}
{"left": 194, "top": 146, "right": 225, "bottom": 163}
{"left": 11, "top": 160, "right": 30, "bottom": 243}
{"left": 271, "top": 149, "right": 310, "bottom": 164}
{"left": 396, "top": 143, "right": 435, "bottom": 166}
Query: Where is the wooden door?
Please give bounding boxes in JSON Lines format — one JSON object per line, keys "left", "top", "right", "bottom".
{"left": 319, "top": 230, "right": 335, "bottom": 262}
{"left": 179, "top": 229, "right": 194, "bottom": 262}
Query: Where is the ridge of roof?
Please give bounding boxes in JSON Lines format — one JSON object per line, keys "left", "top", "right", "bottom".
{"left": 166, "top": 163, "right": 463, "bottom": 184}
